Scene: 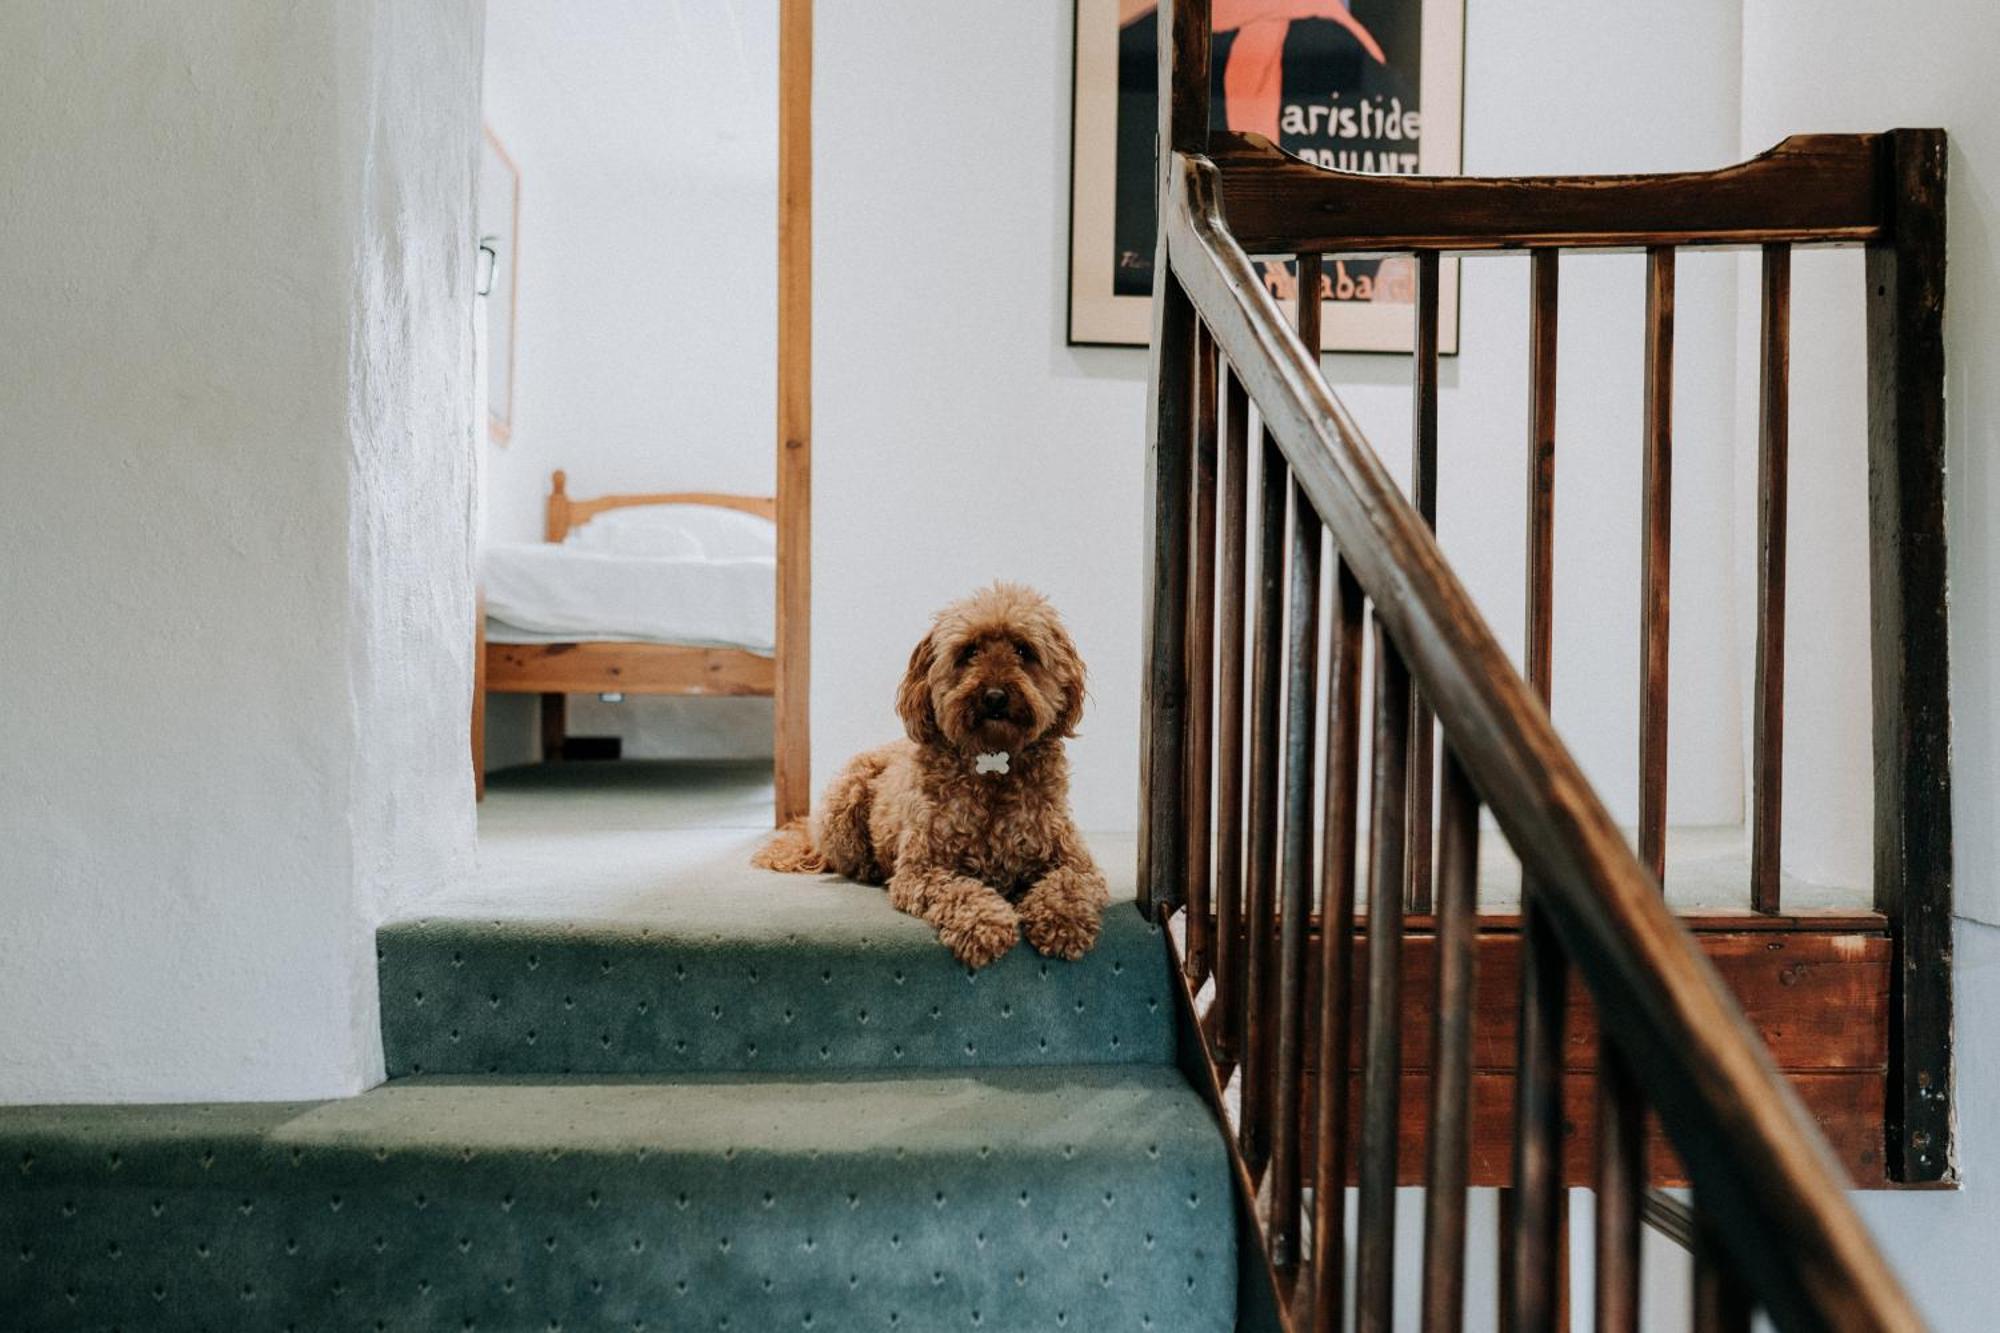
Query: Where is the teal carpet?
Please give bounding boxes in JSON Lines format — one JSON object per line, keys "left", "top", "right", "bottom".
{"left": 0, "top": 786, "right": 1235, "bottom": 1331}
{"left": 2, "top": 1069, "right": 1230, "bottom": 1331}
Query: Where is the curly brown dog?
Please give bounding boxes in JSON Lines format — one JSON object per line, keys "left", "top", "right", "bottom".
{"left": 753, "top": 583, "right": 1110, "bottom": 968}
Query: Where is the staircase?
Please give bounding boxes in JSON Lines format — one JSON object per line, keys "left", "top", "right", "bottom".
{"left": 0, "top": 832, "right": 1237, "bottom": 1331}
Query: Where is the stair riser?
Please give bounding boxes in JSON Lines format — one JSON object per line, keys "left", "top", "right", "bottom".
{"left": 380, "top": 909, "right": 1174, "bottom": 1077}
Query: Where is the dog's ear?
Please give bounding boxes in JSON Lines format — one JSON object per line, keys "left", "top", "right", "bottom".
{"left": 1046, "top": 621, "right": 1088, "bottom": 738}
{"left": 896, "top": 627, "right": 943, "bottom": 745}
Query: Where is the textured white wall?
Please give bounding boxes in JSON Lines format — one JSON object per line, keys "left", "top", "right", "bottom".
{"left": 348, "top": 0, "right": 484, "bottom": 929}
{"left": 812, "top": 0, "right": 1748, "bottom": 833}
{"left": 1737, "top": 0, "right": 2000, "bottom": 1321}
{"left": 0, "top": 0, "right": 481, "bottom": 1102}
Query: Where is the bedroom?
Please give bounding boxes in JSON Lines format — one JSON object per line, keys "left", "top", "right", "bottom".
{"left": 473, "top": 0, "right": 794, "bottom": 820}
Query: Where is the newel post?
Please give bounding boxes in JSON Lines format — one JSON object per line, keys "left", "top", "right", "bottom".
{"left": 1137, "top": 0, "right": 1212, "bottom": 917}
{"left": 1865, "top": 126, "right": 1954, "bottom": 1184}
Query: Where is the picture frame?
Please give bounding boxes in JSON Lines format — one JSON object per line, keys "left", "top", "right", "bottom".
{"left": 480, "top": 125, "right": 521, "bottom": 444}
{"left": 1068, "top": 0, "right": 1464, "bottom": 353}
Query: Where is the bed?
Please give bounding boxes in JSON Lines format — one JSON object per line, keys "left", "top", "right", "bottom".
{"left": 473, "top": 470, "right": 775, "bottom": 795}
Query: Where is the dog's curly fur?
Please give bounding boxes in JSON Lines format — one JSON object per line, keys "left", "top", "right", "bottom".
{"left": 754, "top": 583, "right": 1110, "bottom": 968}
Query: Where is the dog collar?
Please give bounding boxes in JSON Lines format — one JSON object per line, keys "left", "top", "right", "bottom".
{"left": 974, "top": 751, "right": 1011, "bottom": 776}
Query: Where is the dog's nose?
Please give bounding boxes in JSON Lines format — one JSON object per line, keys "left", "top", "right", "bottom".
{"left": 980, "top": 688, "right": 1010, "bottom": 718}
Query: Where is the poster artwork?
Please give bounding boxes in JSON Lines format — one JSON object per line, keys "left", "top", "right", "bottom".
{"left": 1070, "top": 0, "right": 1463, "bottom": 351}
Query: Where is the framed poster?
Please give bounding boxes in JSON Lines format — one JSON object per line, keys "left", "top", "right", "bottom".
{"left": 1069, "top": 0, "right": 1464, "bottom": 352}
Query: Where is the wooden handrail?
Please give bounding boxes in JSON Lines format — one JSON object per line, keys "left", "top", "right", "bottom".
{"left": 1152, "top": 146, "right": 1925, "bottom": 1330}
{"left": 1208, "top": 129, "right": 1890, "bottom": 254}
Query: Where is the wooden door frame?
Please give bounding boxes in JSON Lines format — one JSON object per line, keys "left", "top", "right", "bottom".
{"left": 774, "top": 0, "right": 811, "bottom": 824}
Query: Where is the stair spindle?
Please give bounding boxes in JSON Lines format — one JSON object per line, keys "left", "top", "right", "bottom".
{"left": 1208, "top": 360, "right": 1240, "bottom": 1056}
{"left": 1692, "top": 1204, "right": 1754, "bottom": 1332}
{"left": 1752, "top": 243, "right": 1791, "bottom": 914}
{"left": 1420, "top": 747, "right": 1479, "bottom": 1333}
{"left": 1639, "top": 246, "right": 1676, "bottom": 884}
{"left": 1214, "top": 363, "right": 1251, "bottom": 1063}
{"left": 1139, "top": 271, "right": 1195, "bottom": 915}
{"left": 1309, "top": 558, "right": 1365, "bottom": 1332}
{"left": 1185, "top": 321, "right": 1219, "bottom": 982}
{"left": 1241, "top": 420, "right": 1289, "bottom": 1171}
{"left": 1406, "top": 248, "right": 1442, "bottom": 915}
{"left": 1596, "top": 1049, "right": 1645, "bottom": 1332}
{"left": 1355, "top": 618, "right": 1410, "bottom": 1333}
{"left": 1269, "top": 253, "right": 1324, "bottom": 1270}
{"left": 1509, "top": 901, "right": 1569, "bottom": 1331}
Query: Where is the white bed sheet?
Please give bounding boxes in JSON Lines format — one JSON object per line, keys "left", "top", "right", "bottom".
{"left": 482, "top": 542, "right": 775, "bottom": 655}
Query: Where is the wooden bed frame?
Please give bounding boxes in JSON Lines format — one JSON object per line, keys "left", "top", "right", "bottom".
{"left": 472, "top": 470, "right": 777, "bottom": 798}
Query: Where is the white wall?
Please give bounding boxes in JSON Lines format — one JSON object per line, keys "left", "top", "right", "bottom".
{"left": 480, "top": 0, "right": 777, "bottom": 542}
{"left": 813, "top": 0, "right": 1749, "bottom": 834}
{"left": 0, "top": 0, "right": 481, "bottom": 1102}
{"left": 1736, "top": 1, "right": 2000, "bottom": 1324}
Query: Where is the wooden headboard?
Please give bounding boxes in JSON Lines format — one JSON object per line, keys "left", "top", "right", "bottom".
{"left": 544, "top": 469, "right": 778, "bottom": 542}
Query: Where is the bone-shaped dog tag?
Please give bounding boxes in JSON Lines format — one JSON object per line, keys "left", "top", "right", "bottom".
{"left": 974, "top": 751, "right": 1011, "bottom": 776}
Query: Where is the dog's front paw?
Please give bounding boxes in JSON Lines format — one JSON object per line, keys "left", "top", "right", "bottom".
{"left": 937, "top": 895, "right": 1020, "bottom": 969}
{"left": 1019, "top": 878, "right": 1105, "bottom": 961}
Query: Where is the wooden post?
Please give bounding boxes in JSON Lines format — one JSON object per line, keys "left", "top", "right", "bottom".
{"left": 1865, "top": 127, "right": 1954, "bottom": 1184}
{"left": 1137, "top": 0, "right": 1210, "bottom": 915}
{"left": 774, "top": 0, "right": 813, "bottom": 825}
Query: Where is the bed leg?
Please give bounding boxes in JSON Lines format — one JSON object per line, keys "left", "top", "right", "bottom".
{"left": 540, "top": 692, "right": 567, "bottom": 762}
{"left": 472, "top": 593, "right": 488, "bottom": 801}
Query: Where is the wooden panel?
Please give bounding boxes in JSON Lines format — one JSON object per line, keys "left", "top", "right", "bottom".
{"left": 486, "top": 642, "right": 776, "bottom": 696}
{"left": 775, "top": 0, "right": 812, "bottom": 824}
{"left": 1302, "top": 1070, "right": 1888, "bottom": 1189}
{"left": 1290, "top": 927, "right": 1891, "bottom": 1074}
{"left": 1209, "top": 131, "right": 1888, "bottom": 254}
{"left": 1866, "top": 128, "right": 1955, "bottom": 1186}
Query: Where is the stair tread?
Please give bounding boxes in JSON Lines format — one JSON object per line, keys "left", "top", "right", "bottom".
{"left": 4, "top": 1065, "right": 1216, "bottom": 1162}
{"left": 3, "top": 1068, "right": 1235, "bottom": 1332}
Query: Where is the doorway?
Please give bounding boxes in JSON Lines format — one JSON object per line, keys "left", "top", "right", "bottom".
{"left": 471, "top": 0, "right": 810, "bottom": 829}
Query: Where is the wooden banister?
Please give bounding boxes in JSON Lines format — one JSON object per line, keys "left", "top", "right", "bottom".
{"left": 1148, "top": 137, "right": 1934, "bottom": 1331}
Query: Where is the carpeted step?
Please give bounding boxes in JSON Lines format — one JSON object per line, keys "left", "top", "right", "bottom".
{"left": 1, "top": 1067, "right": 1236, "bottom": 1332}
{"left": 380, "top": 894, "right": 1174, "bottom": 1078}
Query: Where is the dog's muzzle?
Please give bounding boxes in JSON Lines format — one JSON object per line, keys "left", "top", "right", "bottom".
{"left": 979, "top": 688, "right": 1012, "bottom": 721}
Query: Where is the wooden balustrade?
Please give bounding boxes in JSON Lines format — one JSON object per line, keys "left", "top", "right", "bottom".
{"left": 1138, "top": 7, "right": 1946, "bottom": 1322}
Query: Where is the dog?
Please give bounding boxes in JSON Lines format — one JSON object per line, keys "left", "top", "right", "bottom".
{"left": 754, "top": 583, "right": 1109, "bottom": 968}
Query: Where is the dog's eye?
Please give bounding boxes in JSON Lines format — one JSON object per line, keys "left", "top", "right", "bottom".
{"left": 1014, "top": 642, "right": 1037, "bottom": 665}
{"left": 957, "top": 644, "right": 979, "bottom": 667}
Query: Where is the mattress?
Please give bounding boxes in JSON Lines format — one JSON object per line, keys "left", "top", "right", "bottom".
{"left": 481, "top": 542, "right": 775, "bottom": 655}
